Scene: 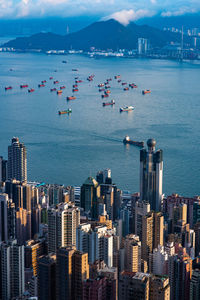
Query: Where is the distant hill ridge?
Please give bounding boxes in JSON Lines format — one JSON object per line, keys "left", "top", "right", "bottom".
{"left": 3, "top": 19, "right": 187, "bottom": 51}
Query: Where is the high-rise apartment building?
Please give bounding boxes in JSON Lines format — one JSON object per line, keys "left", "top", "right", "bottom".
{"left": 37, "top": 254, "right": 56, "bottom": 300}
{"left": 138, "top": 38, "right": 150, "bottom": 55}
{"left": 0, "top": 239, "right": 25, "bottom": 300}
{"left": 0, "top": 193, "right": 15, "bottom": 243}
{"left": 124, "top": 234, "right": 141, "bottom": 272}
{"left": 149, "top": 275, "right": 170, "bottom": 300}
{"left": 140, "top": 139, "right": 163, "bottom": 211}
{"left": 190, "top": 269, "right": 200, "bottom": 300}
{"left": 134, "top": 201, "right": 150, "bottom": 240}
{"left": 48, "top": 202, "right": 80, "bottom": 253}
{"left": 0, "top": 156, "right": 7, "bottom": 182}
{"left": 8, "top": 137, "right": 27, "bottom": 182}
{"left": 25, "top": 239, "right": 45, "bottom": 276}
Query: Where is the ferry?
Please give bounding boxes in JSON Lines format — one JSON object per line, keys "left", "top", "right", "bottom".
{"left": 123, "top": 136, "right": 144, "bottom": 148}
{"left": 20, "top": 84, "right": 28, "bottom": 88}
{"left": 57, "top": 90, "right": 63, "bottom": 95}
{"left": 60, "top": 86, "right": 66, "bottom": 89}
{"left": 73, "top": 88, "right": 79, "bottom": 92}
{"left": 67, "top": 96, "right": 76, "bottom": 100}
{"left": 54, "top": 80, "right": 59, "bottom": 84}
{"left": 119, "top": 106, "right": 134, "bottom": 112}
{"left": 102, "top": 94, "right": 109, "bottom": 98}
{"left": 5, "top": 86, "right": 12, "bottom": 90}
{"left": 38, "top": 84, "right": 45, "bottom": 87}
{"left": 28, "top": 88, "right": 35, "bottom": 93}
{"left": 142, "top": 90, "right": 151, "bottom": 94}
{"left": 50, "top": 88, "right": 57, "bottom": 92}
{"left": 124, "top": 87, "right": 129, "bottom": 91}
{"left": 103, "top": 100, "right": 115, "bottom": 106}
{"left": 58, "top": 109, "right": 72, "bottom": 115}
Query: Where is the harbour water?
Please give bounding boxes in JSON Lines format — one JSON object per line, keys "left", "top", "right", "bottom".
{"left": 0, "top": 51, "right": 199, "bottom": 196}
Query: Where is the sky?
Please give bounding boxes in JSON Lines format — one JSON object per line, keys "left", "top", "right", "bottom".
{"left": 0, "top": 0, "right": 200, "bottom": 25}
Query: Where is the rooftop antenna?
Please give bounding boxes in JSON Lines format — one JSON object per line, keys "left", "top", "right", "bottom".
{"left": 181, "top": 25, "right": 184, "bottom": 61}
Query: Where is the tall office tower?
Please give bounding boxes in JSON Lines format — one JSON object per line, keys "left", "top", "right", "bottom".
{"left": 31, "top": 204, "right": 42, "bottom": 237}
{"left": 138, "top": 38, "right": 150, "bottom": 55}
{"left": 190, "top": 269, "right": 200, "bottom": 300}
{"left": 119, "top": 271, "right": 149, "bottom": 300}
{"left": 124, "top": 234, "right": 141, "bottom": 272}
{"left": 16, "top": 207, "right": 31, "bottom": 244}
{"left": 120, "top": 207, "right": 130, "bottom": 237}
{"left": 168, "top": 252, "right": 192, "bottom": 300}
{"left": 149, "top": 275, "right": 170, "bottom": 300}
{"left": 140, "top": 139, "right": 163, "bottom": 211}
{"left": 193, "top": 201, "right": 200, "bottom": 226}
{"left": 37, "top": 254, "right": 56, "bottom": 300}
{"left": 134, "top": 201, "right": 150, "bottom": 240}
{"left": 0, "top": 156, "right": 7, "bottom": 182}
{"left": 0, "top": 239, "right": 25, "bottom": 300}
{"left": 8, "top": 137, "right": 27, "bottom": 182}
{"left": 56, "top": 247, "right": 75, "bottom": 300}
{"left": 142, "top": 211, "right": 164, "bottom": 264}
{"left": 25, "top": 239, "right": 45, "bottom": 276}
{"left": 0, "top": 193, "right": 15, "bottom": 242}
{"left": 81, "top": 177, "right": 100, "bottom": 219}
{"left": 48, "top": 202, "right": 80, "bottom": 253}
{"left": 96, "top": 169, "right": 112, "bottom": 185}
{"left": 194, "top": 222, "right": 200, "bottom": 257}
{"left": 73, "top": 251, "right": 90, "bottom": 300}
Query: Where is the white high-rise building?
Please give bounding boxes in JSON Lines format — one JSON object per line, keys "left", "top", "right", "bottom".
{"left": 150, "top": 245, "right": 168, "bottom": 275}
{"left": 138, "top": 38, "right": 150, "bottom": 55}
{"left": 76, "top": 224, "right": 114, "bottom": 267}
{"left": 8, "top": 137, "right": 27, "bottom": 182}
{"left": 1, "top": 239, "right": 25, "bottom": 299}
{"left": 140, "top": 139, "right": 163, "bottom": 211}
{"left": 48, "top": 202, "right": 80, "bottom": 253}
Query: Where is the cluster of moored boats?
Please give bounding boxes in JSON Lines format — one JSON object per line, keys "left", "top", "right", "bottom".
{"left": 3, "top": 65, "right": 151, "bottom": 115}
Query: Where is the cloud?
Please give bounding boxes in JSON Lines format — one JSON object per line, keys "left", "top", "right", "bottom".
{"left": 161, "top": 7, "right": 197, "bottom": 17}
{"left": 103, "top": 9, "right": 155, "bottom": 26}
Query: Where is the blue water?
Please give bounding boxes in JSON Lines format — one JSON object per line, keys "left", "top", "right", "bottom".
{"left": 0, "top": 52, "right": 199, "bottom": 196}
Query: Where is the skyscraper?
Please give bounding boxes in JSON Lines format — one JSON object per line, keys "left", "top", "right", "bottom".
{"left": 0, "top": 193, "right": 15, "bottom": 243}
{"left": 0, "top": 239, "right": 25, "bottom": 300}
{"left": 140, "top": 139, "right": 163, "bottom": 211}
{"left": 81, "top": 177, "right": 100, "bottom": 219}
{"left": 8, "top": 137, "right": 27, "bottom": 182}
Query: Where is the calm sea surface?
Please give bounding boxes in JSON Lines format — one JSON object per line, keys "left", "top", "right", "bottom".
{"left": 0, "top": 51, "right": 199, "bottom": 196}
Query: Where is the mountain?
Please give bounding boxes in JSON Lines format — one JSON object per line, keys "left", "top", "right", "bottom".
{"left": 3, "top": 19, "right": 188, "bottom": 51}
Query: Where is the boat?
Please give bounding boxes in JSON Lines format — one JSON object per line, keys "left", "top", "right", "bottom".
{"left": 124, "top": 87, "right": 129, "bottom": 91}
{"left": 105, "top": 90, "right": 111, "bottom": 94}
{"left": 20, "top": 84, "right": 28, "bottom": 88}
{"left": 72, "top": 88, "right": 79, "bottom": 92}
{"left": 57, "top": 90, "right": 63, "bottom": 94}
{"left": 119, "top": 106, "right": 134, "bottom": 112}
{"left": 114, "top": 75, "right": 120, "bottom": 79}
{"left": 105, "top": 85, "right": 111, "bottom": 89}
{"left": 49, "top": 77, "right": 53, "bottom": 80}
{"left": 38, "top": 84, "right": 45, "bottom": 87}
{"left": 102, "top": 94, "right": 109, "bottom": 98}
{"left": 72, "top": 69, "right": 78, "bottom": 71}
{"left": 62, "top": 61, "right": 67, "bottom": 63}
{"left": 5, "top": 86, "right": 12, "bottom": 90}
{"left": 103, "top": 100, "right": 115, "bottom": 106}
{"left": 41, "top": 80, "right": 46, "bottom": 83}
{"left": 98, "top": 83, "right": 104, "bottom": 87}
{"left": 60, "top": 86, "right": 66, "bottom": 89}
{"left": 28, "top": 88, "right": 35, "bottom": 93}
{"left": 76, "top": 80, "right": 82, "bottom": 83}
{"left": 54, "top": 80, "right": 59, "bottom": 84}
{"left": 118, "top": 79, "right": 122, "bottom": 83}
{"left": 67, "top": 96, "right": 76, "bottom": 100}
{"left": 58, "top": 109, "right": 72, "bottom": 115}
{"left": 50, "top": 88, "right": 57, "bottom": 92}
{"left": 73, "top": 84, "right": 78, "bottom": 88}
{"left": 129, "top": 84, "right": 138, "bottom": 88}
{"left": 122, "top": 82, "right": 127, "bottom": 85}
{"left": 142, "top": 90, "right": 151, "bottom": 94}
{"left": 107, "top": 78, "right": 112, "bottom": 81}
{"left": 123, "top": 136, "right": 144, "bottom": 148}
